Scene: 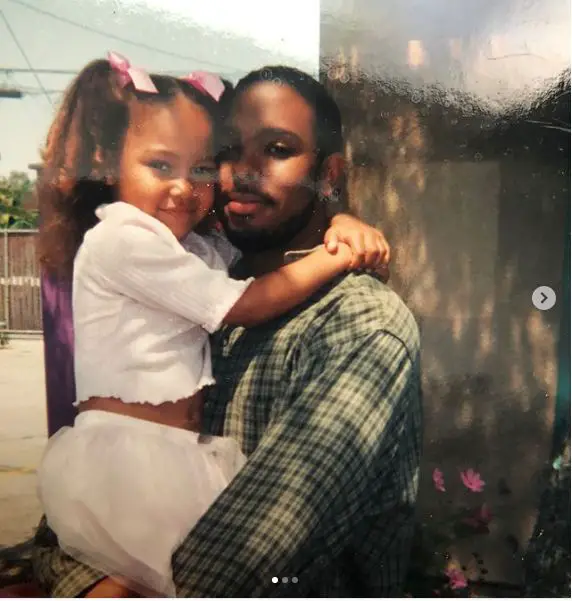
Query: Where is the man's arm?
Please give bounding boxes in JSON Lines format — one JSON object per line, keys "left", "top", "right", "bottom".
{"left": 171, "top": 330, "right": 421, "bottom": 597}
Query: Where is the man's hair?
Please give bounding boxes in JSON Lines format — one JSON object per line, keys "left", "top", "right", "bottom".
{"left": 38, "top": 58, "right": 224, "bottom": 277}
{"left": 230, "top": 66, "right": 343, "bottom": 162}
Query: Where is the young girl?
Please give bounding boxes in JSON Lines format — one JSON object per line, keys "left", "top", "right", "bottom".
{"left": 36, "top": 53, "right": 387, "bottom": 597}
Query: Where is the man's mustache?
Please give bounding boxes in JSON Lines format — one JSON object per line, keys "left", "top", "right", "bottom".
{"left": 230, "top": 180, "right": 275, "bottom": 205}
{"left": 216, "top": 174, "right": 333, "bottom": 205}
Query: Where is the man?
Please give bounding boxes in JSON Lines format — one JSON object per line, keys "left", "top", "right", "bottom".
{"left": 32, "top": 66, "right": 422, "bottom": 597}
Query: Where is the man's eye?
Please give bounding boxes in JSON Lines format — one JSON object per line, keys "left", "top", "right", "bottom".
{"left": 149, "top": 160, "right": 172, "bottom": 174}
{"left": 266, "top": 143, "right": 293, "bottom": 158}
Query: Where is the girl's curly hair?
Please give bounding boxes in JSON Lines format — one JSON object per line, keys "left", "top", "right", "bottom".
{"left": 38, "top": 58, "right": 229, "bottom": 278}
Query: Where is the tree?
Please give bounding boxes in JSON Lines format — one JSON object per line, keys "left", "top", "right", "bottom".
{"left": 0, "top": 171, "right": 38, "bottom": 229}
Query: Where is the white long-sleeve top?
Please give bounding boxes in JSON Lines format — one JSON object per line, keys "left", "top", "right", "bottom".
{"left": 72, "top": 201, "right": 253, "bottom": 406}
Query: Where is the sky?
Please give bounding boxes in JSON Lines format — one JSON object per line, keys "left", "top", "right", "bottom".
{"left": 0, "top": 0, "right": 321, "bottom": 175}
{"left": 1, "top": 0, "right": 569, "bottom": 176}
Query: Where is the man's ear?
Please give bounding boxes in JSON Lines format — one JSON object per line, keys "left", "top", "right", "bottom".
{"left": 318, "top": 153, "right": 348, "bottom": 215}
{"left": 318, "top": 152, "right": 345, "bottom": 200}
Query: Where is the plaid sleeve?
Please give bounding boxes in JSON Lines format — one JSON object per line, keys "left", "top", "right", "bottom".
{"left": 32, "top": 516, "right": 105, "bottom": 598}
{"left": 172, "top": 330, "right": 419, "bottom": 597}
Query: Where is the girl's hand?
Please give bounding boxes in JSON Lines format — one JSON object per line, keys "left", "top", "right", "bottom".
{"left": 324, "top": 214, "right": 391, "bottom": 278}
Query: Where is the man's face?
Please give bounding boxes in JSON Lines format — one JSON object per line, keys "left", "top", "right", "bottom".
{"left": 216, "top": 81, "right": 320, "bottom": 251}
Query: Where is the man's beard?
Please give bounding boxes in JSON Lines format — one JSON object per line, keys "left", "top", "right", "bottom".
{"left": 216, "top": 195, "right": 319, "bottom": 253}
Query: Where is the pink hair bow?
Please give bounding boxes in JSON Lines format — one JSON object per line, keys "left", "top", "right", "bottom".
{"left": 107, "top": 51, "right": 158, "bottom": 93}
{"left": 180, "top": 71, "right": 225, "bottom": 101}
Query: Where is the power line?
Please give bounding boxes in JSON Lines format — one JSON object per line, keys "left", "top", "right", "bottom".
{"left": 1, "top": 68, "right": 77, "bottom": 75}
{"left": 6, "top": 0, "right": 239, "bottom": 72}
{"left": 0, "top": 10, "right": 52, "bottom": 106}
{"left": 1, "top": 67, "right": 239, "bottom": 78}
{"left": 18, "top": 88, "right": 63, "bottom": 96}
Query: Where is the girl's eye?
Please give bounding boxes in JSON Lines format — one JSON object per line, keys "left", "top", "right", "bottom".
{"left": 149, "top": 160, "right": 172, "bottom": 175}
{"left": 266, "top": 143, "right": 293, "bottom": 158}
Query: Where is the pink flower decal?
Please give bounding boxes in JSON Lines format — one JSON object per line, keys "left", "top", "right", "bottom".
{"left": 445, "top": 567, "right": 468, "bottom": 590}
{"left": 432, "top": 468, "right": 446, "bottom": 492}
{"left": 460, "top": 468, "right": 485, "bottom": 492}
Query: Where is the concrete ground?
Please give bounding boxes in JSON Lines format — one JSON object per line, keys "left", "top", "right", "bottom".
{"left": 0, "top": 338, "right": 47, "bottom": 546}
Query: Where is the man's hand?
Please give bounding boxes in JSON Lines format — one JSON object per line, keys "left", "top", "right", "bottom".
{"left": 324, "top": 214, "right": 391, "bottom": 281}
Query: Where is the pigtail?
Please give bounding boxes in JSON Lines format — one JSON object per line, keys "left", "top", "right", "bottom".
{"left": 38, "top": 59, "right": 130, "bottom": 277}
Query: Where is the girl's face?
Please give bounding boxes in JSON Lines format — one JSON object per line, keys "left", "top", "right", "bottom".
{"left": 118, "top": 94, "right": 216, "bottom": 241}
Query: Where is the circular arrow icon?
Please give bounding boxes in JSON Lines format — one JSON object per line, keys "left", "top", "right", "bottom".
{"left": 532, "top": 286, "right": 556, "bottom": 311}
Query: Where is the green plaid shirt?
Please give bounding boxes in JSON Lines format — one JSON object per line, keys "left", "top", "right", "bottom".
{"left": 33, "top": 272, "right": 422, "bottom": 597}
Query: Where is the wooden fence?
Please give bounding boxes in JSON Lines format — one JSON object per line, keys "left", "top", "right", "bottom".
{"left": 0, "top": 229, "right": 42, "bottom": 332}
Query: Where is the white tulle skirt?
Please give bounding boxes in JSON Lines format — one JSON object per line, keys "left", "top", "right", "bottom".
{"left": 37, "top": 410, "right": 246, "bottom": 597}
